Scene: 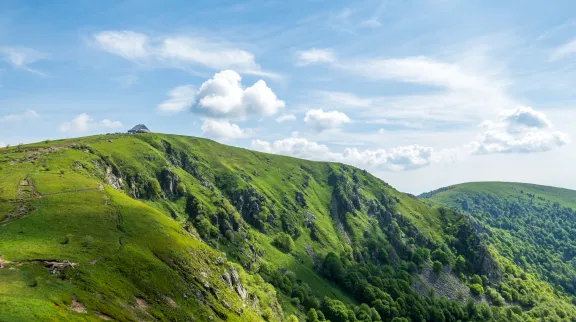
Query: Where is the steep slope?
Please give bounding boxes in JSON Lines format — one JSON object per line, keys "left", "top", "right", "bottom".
{"left": 422, "top": 182, "right": 576, "bottom": 296}
{"left": 1, "top": 135, "right": 575, "bottom": 321}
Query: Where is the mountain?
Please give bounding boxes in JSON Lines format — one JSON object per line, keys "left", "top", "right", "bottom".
{"left": 1, "top": 134, "right": 575, "bottom": 322}
{"left": 421, "top": 182, "right": 576, "bottom": 296}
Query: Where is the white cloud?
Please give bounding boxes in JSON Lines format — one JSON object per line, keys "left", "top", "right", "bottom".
{"left": 93, "top": 31, "right": 277, "bottom": 77}
{"left": 0, "top": 142, "right": 5, "bottom": 148}
{"left": 157, "top": 85, "right": 197, "bottom": 113}
{"left": 201, "top": 119, "right": 250, "bottom": 140}
{"left": 276, "top": 114, "right": 297, "bottom": 123}
{"left": 251, "top": 137, "right": 435, "bottom": 171}
{"left": 300, "top": 52, "right": 516, "bottom": 126}
{"left": 252, "top": 137, "right": 335, "bottom": 160}
{"left": 470, "top": 106, "right": 570, "bottom": 154}
{"left": 550, "top": 37, "right": 576, "bottom": 61}
{"left": 0, "top": 47, "right": 47, "bottom": 76}
{"left": 93, "top": 31, "right": 149, "bottom": 60}
{"left": 304, "top": 109, "right": 351, "bottom": 132}
{"left": 158, "top": 70, "right": 284, "bottom": 119}
{"left": 295, "top": 48, "right": 337, "bottom": 66}
{"left": 0, "top": 109, "right": 39, "bottom": 122}
{"left": 59, "top": 114, "right": 123, "bottom": 133}
{"left": 348, "top": 56, "right": 501, "bottom": 94}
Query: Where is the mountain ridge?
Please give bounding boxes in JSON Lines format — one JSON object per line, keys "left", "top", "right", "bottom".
{"left": 1, "top": 133, "right": 575, "bottom": 321}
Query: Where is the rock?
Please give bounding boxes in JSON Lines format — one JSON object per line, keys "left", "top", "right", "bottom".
{"left": 295, "top": 191, "right": 307, "bottom": 207}
{"left": 222, "top": 272, "right": 232, "bottom": 286}
{"left": 222, "top": 299, "right": 231, "bottom": 309}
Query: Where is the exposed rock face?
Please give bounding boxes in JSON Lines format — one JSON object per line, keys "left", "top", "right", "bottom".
{"left": 105, "top": 166, "right": 123, "bottom": 190}
{"left": 230, "top": 186, "right": 267, "bottom": 230}
{"left": 229, "top": 267, "right": 248, "bottom": 300}
{"left": 295, "top": 191, "right": 307, "bottom": 207}
{"left": 158, "top": 168, "right": 182, "bottom": 198}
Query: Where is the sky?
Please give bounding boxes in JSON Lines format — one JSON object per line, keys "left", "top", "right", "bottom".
{"left": 1, "top": 0, "right": 576, "bottom": 194}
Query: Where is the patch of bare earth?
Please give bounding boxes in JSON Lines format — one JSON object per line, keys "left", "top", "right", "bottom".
{"left": 97, "top": 313, "right": 113, "bottom": 320}
{"left": 135, "top": 297, "right": 148, "bottom": 310}
{"left": 70, "top": 296, "right": 87, "bottom": 313}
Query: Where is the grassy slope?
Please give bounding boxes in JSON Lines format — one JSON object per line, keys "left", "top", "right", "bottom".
{"left": 0, "top": 136, "right": 283, "bottom": 321}
{"left": 3, "top": 135, "right": 574, "bottom": 321}
{"left": 0, "top": 133, "right": 456, "bottom": 320}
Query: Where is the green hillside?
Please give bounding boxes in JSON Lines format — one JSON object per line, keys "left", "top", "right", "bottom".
{"left": 1, "top": 135, "right": 575, "bottom": 321}
{"left": 422, "top": 182, "right": 576, "bottom": 297}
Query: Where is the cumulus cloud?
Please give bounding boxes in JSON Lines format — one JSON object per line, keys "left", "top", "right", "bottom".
{"left": 295, "top": 48, "right": 337, "bottom": 66}
{"left": 304, "top": 109, "right": 351, "bottom": 132}
{"left": 59, "top": 114, "right": 123, "bottom": 133}
{"left": 158, "top": 70, "right": 285, "bottom": 119}
{"left": 0, "top": 109, "right": 39, "bottom": 122}
{"left": 275, "top": 114, "right": 296, "bottom": 123}
{"left": 252, "top": 137, "right": 435, "bottom": 171}
{"left": 0, "top": 47, "right": 47, "bottom": 76}
{"left": 201, "top": 119, "right": 250, "bottom": 140}
{"left": 93, "top": 31, "right": 277, "bottom": 77}
{"left": 470, "top": 106, "right": 570, "bottom": 154}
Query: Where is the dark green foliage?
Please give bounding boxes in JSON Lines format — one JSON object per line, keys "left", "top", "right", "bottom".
{"left": 425, "top": 183, "right": 576, "bottom": 295}
{"left": 470, "top": 283, "right": 484, "bottom": 295}
{"left": 272, "top": 233, "right": 294, "bottom": 253}
{"left": 433, "top": 261, "right": 443, "bottom": 274}
{"left": 322, "top": 252, "right": 344, "bottom": 282}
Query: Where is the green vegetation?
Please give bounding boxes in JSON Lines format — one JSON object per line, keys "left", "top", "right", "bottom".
{"left": 1, "top": 135, "right": 575, "bottom": 321}
{"left": 423, "top": 182, "right": 576, "bottom": 296}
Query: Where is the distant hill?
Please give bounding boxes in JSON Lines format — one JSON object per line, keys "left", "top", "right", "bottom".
{"left": 1, "top": 134, "right": 575, "bottom": 321}
{"left": 422, "top": 182, "right": 576, "bottom": 297}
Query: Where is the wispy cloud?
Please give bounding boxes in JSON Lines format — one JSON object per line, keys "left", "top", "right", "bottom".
{"left": 550, "top": 37, "right": 576, "bottom": 61}
{"left": 92, "top": 31, "right": 279, "bottom": 78}
{"left": 0, "top": 47, "right": 47, "bottom": 76}
{"left": 0, "top": 109, "right": 39, "bottom": 122}
{"left": 296, "top": 49, "right": 516, "bottom": 126}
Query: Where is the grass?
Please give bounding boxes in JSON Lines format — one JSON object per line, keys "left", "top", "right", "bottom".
{"left": 6, "top": 133, "right": 565, "bottom": 320}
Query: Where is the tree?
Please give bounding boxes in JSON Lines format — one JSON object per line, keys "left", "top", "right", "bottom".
{"left": 321, "top": 297, "right": 352, "bottom": 322}
{"left": 470, "top": 283, "right": 485, "bottom": 296}
{"left": 433, "top": 261, "right": 443, "bottom": 274}
{"left": 322, "top": 252, "right": 345, "bottom": 282}
{"left": 455, "top": 255, "right": 466, "bottom": 272}
{"left": 432, "top": 248, "right": 450, "bottom": 264}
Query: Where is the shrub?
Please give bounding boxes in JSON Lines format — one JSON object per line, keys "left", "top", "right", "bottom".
{"left": 432, "top": 248, "right": 450, "bottom": 264}
{"left": 433, "top": 260, "right": 443, "bottom": 274}
{"left": 82, "top": 235, "right": 95, "bottom": 247}
{"left": 470, "top": 283, "right": 485, "bottom": 295}
{"left": 272, "top": 232, "right": 294, "bottom": 253}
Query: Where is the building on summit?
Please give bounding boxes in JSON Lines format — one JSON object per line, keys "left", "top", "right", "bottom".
{"left": 127, "top": 124, "right": 151, "bottom": 134}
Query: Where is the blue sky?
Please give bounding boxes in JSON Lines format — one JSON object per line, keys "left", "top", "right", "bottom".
{"left": 1, "top": 0, "right": 576, "bottom": 193}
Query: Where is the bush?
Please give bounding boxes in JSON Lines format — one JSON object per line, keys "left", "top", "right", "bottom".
{"left": 470, "top": 283, "right": 485, "bottom": 295}
{"left": 272, "top": 232, "right": 294, "bottom": 253}
{"left": 433, "top": 261, "right": 443, "bottom": 274}
{"left": 432, "top": 248, "right": 450, "bottom": 264}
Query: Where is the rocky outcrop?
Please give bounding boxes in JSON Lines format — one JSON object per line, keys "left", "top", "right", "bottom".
{"left": 158, "top": 168, "right": 182, "bottom": 198}
{"left": 230, "top": 186, "right": 267, "bottom": 231}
